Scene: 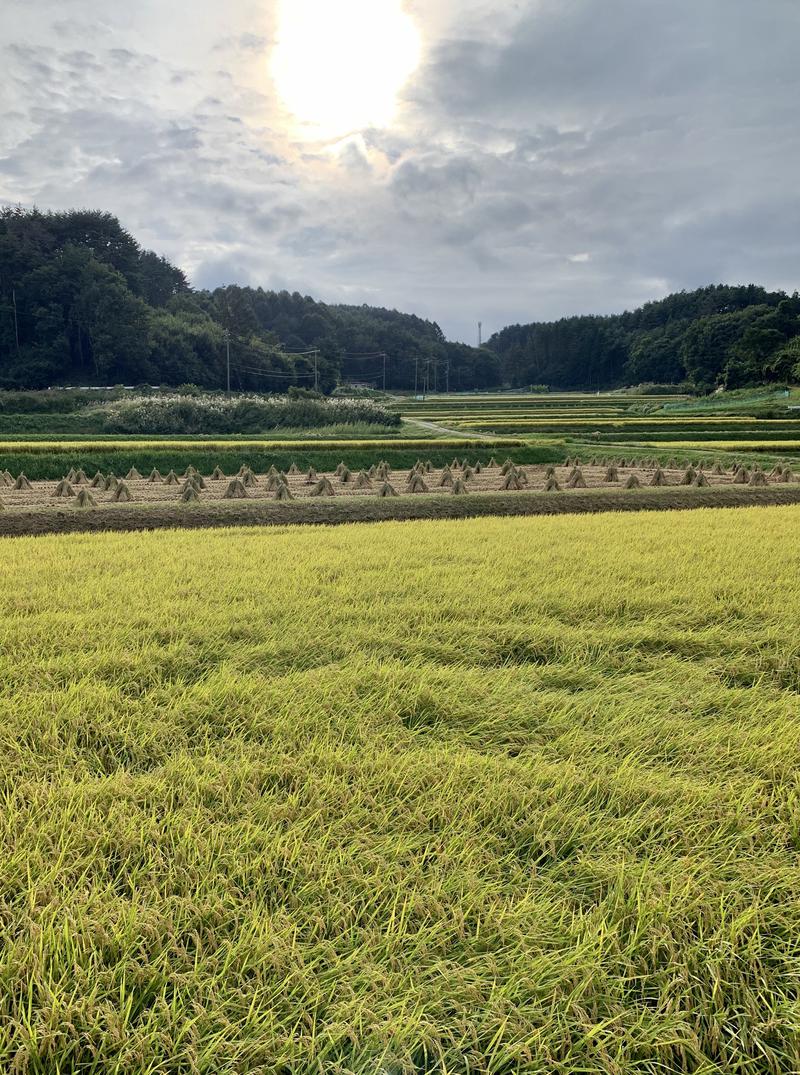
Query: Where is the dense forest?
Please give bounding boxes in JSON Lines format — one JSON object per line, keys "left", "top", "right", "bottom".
{"left": 0, "top": 207, "right": 499, "bottom": 392}
{"left": 1, "top": 206, "right": 798, "bottom": 393}
{"left": 488, "top": 286, "right": 800, "bottom": 392}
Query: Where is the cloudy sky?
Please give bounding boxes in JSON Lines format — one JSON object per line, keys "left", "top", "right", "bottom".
{"left": 1, "top": 0, "right": 798, "bottom": 342}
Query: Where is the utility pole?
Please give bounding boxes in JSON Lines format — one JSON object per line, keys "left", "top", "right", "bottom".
{"left": 224, "top": 330, "right": 231, "bottom": 393}
{"left": 12, "top": 288, "right": 20, "bottom": 356}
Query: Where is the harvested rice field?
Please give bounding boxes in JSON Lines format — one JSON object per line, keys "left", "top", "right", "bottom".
{"left": 2, "top": 506, "right": 800, "bottom": 1072}
{"left": 1, "top": 456, "right": 796, "bottom": 511}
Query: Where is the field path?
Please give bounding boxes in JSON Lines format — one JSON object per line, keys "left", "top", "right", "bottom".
{"left": 403, "top": 417, "right": 510, "bottom": 439}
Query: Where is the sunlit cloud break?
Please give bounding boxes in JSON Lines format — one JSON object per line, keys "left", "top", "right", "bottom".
{"left": 270, "top": 0, "right": 421, "bottom": 140}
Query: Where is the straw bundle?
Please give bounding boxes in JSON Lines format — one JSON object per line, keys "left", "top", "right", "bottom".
{"left": 311, "top": 477, "right": 335, "bottom": 497}
{"left": 224, "top": 478, "right": 249, "bottom": 499}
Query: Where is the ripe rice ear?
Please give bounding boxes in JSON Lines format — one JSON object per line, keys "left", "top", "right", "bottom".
{"left": 625, "top": 474, "right": 641, "bottom": 489}
{"left": 224, "top": 478, "right": 249, "bottom": 499}
{"left": 75, "top": 488, "right": 97, "bottom": 508}
{"left": 113, "top": 482, "right": 133, "bottom": 502}
{"left": 147, "top": 469, "right": 162, "bottom": 483}
{"left": 311, "top": 477, "right": 335, "bottom": 497}
{"left": 125, "top": 468, "right": 143, "bottom": 481}
{"left": 378, "top": 481, "right": 398, "bottom": 497}
{"left": 53, "top": 479, "right": 75, "bottom": 498}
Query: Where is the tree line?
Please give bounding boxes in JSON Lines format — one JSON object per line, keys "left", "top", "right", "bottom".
{"left": 487, "top": 285, "right": 800, "bottom": 391}
{"left": 2, "top": 206, "right": 798, "bottom": 393}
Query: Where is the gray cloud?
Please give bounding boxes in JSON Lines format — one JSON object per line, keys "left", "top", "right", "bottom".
{"left": 1, "top": 0, "right": 798, "bottom": 341}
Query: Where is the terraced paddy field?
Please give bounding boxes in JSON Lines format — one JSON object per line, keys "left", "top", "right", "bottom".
{"left": 2, "top": 507, "right": 800, "bottom": 1072}
{"left": 397, "top": 392, "right": 800, "bottom": 453}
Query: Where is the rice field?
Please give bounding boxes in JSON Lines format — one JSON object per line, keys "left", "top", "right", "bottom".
{"left": 1, "top": 456, "right": 795, "bottom": 521}
{"left": 3, "top": 506, "right": 800, "bottom": 1072}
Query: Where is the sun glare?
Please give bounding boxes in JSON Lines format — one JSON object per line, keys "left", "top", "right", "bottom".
{"left": 271, "top": 0, "right": 421, "bottom": 139}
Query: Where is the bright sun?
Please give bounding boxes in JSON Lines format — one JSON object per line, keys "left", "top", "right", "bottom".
{"left": 271, "top": 0, "right": 421, "bottom": 139}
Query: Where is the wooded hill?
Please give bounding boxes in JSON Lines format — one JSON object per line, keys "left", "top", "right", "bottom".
{"left": 2, "top": 206, "right": 798, "bottom": 392}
